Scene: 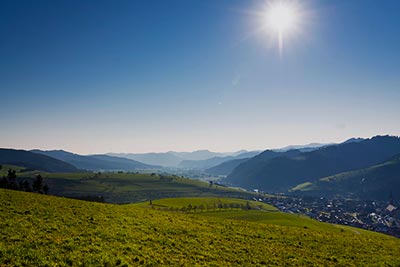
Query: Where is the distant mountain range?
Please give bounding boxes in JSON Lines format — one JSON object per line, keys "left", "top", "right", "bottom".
{"left": 108, "top": 150, "right": 258, "bottom": 168}
{"left": 178, "top": 151, "right": 260, "bottom": 170}
{"left": 204, "top": 142, "right": 358, "bottom": 176}
{"left": 108, "top": 152, "right": 182, "bottom": 167}
{"left": 226, "top": 136, "right": 400, "bottom": 197}
{"left": 2, "top": 135, "right": 399, "bottom": 202}
{"left": 0, "top": 148, "right": 261, "bottom": 173}
{"left": 0, "top": 149, "right": 78, "bottom": 173}
{"left": 31, "top": 150, "right": 159, "bottom": 171}
{"left": 273, "top": 143, "right": 333, "bottom": 152}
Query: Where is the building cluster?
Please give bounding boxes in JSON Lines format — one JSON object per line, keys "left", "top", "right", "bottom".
{"left": 261, "top": 195, "right": 400, "bottom": 238}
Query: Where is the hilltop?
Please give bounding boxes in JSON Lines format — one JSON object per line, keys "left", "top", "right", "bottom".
{"left": 1, "top": 189, "right": 399, "bottom": 266}
{"left": 31, "top": 150, "right": 159, "bottom": 171}
{"left": 0, "top": 149, "right": 78, "bottom": 173}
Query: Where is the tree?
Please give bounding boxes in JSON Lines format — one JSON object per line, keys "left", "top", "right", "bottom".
{"left": 7, "top": 169, "right": 17, "bottom": 189}
{"left": 33, "top": 175, "right": 44, "bottom": 193}
{"left": 43, "top": 184, "right": 49, "bottom": 194}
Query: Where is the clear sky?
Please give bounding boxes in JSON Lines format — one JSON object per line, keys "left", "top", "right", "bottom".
{"left": 0, "top": 0, "right": 399, "bottom": 154}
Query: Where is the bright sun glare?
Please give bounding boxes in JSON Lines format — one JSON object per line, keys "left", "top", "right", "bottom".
{"left": 263, "top": 1, "right": 301, "bottom": 54}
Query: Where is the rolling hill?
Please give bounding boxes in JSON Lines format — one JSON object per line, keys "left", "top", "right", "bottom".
{"left": 226, "top": 135, "right": 400, "bottom": 193}
{"left": 9, "top": 170, "right": 254, "bottom": 203}
{"left": 290, "top": 154, "right": 400, "bottom": 200}
{"left": 0, "top": 148, "right": 78, "bottom": 173}
{"left": 1, "top": 189, "right": 399, "bottom": 266}
{"left": 31, "top": 150, "right": 158, "bottom": 171}
{"left": 225, "top": 149, "right": 302, "bottom": 188}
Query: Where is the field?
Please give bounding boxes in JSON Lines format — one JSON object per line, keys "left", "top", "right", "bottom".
{"left": 1, "top": 189, "right": 400, "bottom": 266}
{"left": 2, "top": 167, "right": 255, "bottom": 203}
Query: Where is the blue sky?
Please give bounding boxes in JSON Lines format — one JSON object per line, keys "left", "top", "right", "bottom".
{"left": 0, "top": 0, "right": 399, "bottom": 154}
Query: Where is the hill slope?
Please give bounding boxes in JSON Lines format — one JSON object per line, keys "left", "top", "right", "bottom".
{"left": 226, "top": 149, "right": 302, "bottom": 188}
{"left": 291, "top": 154, "right": 400, "bottom": 200}
{"left": 178, "top": 151, "right": 260, "bottom": 170}
{"left": 227, "top": 135, "right": 400, "bottom": 193}
{"left": 1, "top": 189, "right": 399, "bottom": 266}
{"left": 0, "top": 149, "right": 78, "bottom": 173}
{"left": 108, "top": 152, "right": 183, "bottom": 167}
{"left": 31, "top": 150, "right": 158, "bottom": 171}
{"left": 205, "top": 157, "right": 251, "bottom": 176}
{"left": 11, "top": 171, "right": 254, "bottom": 203}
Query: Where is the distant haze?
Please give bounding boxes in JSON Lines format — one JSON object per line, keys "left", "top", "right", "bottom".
{"left": 0, "top": 135, "right": 394, "bottom": 155}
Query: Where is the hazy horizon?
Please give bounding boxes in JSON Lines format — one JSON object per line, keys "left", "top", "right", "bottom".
{"left": 1, "top": 0, "right": 399, "bottom": 154}
{"left": 0, "top": 134, "right": 391, "bottom": 155}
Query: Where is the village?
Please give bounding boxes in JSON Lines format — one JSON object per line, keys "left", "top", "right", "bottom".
{"left": 260, "top": 194, "right": 400, "bottom": 238}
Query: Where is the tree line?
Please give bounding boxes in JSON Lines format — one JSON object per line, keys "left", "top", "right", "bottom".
{"left": 151, "top": 201, "right": 259, "bottom": 213}
{"left": 0, "top": 165, "right": 49, "bottom": 194}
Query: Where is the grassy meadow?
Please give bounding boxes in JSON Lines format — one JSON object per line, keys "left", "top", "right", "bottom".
{"left": 1, "top": 189, "right": 400, "bottom": 266}
{"left": 1, "top": 166, "right": 254, "bottom": 203}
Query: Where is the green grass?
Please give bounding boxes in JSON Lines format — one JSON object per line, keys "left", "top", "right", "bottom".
{"left": 9, "top": 170, "right": 255, "bottom": 203}
{"left": 136, "top": 197, "right": 370, "bottom": 232}
{"left": 290, "top": 181, "right": 315, "bottom": 192}
{"left": 1, "top": 189, "right": 399, "bottom": 266}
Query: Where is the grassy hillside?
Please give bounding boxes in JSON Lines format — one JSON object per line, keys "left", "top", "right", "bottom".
{"left": 0, "top": 190, "right": 399, "bottom": 266}
{"left": 11, "top": 170, "right": 254, "bottom": 203}
{"left": 290, "top": 155, "right": 400, "bottom": 200}
{"left": 136, "top": 197, "right": 278, "bottom": 211}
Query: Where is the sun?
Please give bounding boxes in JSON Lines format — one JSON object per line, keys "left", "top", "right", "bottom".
{"left": 262, "top": 1, "right": 301, "bottom": 54}
{"left": 266, "top": 3, "right": 297, "bottom": 34}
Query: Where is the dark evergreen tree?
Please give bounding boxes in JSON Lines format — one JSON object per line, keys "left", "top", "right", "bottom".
{"left": 22, "top": 180, "right": 33, "bottom": 192}
{"left": 43, "top": 184, "right": 49, "bottom": 194}
{"left": 7, "top": 169, "right": 17, "bottom": 189}
{"left": 33, "top": 174, "right": 44, "bottom": 193}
